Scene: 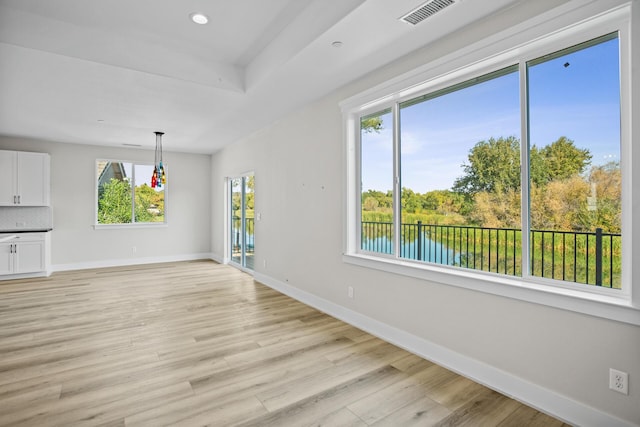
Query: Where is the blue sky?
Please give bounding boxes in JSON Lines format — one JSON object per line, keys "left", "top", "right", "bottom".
{"left": 361, "top": 36, "right": 620, "bottom": 194}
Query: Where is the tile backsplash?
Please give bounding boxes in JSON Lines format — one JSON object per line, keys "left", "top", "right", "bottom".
{"left": 0, "top": 206, "right": 53, "bottom": 231}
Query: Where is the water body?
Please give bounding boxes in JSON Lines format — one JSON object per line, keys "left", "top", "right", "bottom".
{"left": 361, "top": 236, "right": 460, "bottom": 265}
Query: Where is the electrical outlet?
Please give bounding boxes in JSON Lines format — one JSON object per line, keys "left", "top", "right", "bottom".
{"left": 132, "top": 246, "right": 137, "bottom": 254}
{"left": 263, "top": 259, "right": 267, "bottom": 268}
{"left": 348, "top": 286, "right": 354, "bottom": 299}
{"left": 609, "top": 368, "right": 628, "bottom": 395}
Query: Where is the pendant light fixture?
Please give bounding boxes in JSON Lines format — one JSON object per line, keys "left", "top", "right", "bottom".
{"left": 151, "top": 131, "right": 166, "bottom": 188}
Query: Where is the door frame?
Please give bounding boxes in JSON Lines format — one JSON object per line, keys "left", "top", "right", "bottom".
{"left": 226, "top": 173, "right": 254, "bottom": 273}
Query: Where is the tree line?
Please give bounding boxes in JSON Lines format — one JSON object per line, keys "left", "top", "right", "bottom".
{"left": 363, "top": 136, "right": 621, "bottom": 233}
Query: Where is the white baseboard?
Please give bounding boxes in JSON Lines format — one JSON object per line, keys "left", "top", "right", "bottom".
{"left": 52, "top": 253, "right": 215, "bottom": 272}
{"left": 210, "top": 252, "right": 224, "bottom": 264}
{"left": 253, "top": 272, "right": 636, "bottom": 427}
{"left": 0, "top": 270, "right": 50, "bottom": 281}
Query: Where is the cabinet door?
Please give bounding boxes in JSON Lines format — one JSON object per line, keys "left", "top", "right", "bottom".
{"left": 15, "top": 241, "right": 44, "bottom": 274}
{"left": 17, "top": 152, "right": 50, "bottom": 206}
{"left": 0, "top": 151, "right": 17, "bottom": 205}
{"left": 0, "top": 243, "right": 14, "bottom": 275}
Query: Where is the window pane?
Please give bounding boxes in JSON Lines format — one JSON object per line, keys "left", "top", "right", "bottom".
{"left": 399, "top": 67, "right": 521, "bottom": 274}
{"left": 245, "top": 175, "right": 254, "bottom": 269}
{"left": 230, "top": 177, "right": 242, "bottom": 264}
{"left": 96, "top": 160, "right": 167, "bottom": 225}
{"left": 134, "top": 164, "right": 165, "bottom": 223}
{"left": 97, "top": 162, "right": 133, "bottom": 224}
{"left": 527, "top": 33, "right": 621, "bottom": 288}
{"left": 360, "top": 109, "right": 394, "bottom": 254}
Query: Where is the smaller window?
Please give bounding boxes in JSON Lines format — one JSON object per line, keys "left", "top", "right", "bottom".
{"left": 361, "top": 108, "right": 394, "bottom": 255}
{"left": 96, "top": 160, "right": 166, "bottom": 225}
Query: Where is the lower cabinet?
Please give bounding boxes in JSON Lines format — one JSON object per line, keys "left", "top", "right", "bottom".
{"left": 0, "top": 243, "right": 13, "bottom": 275}
{"left": 0, "top": 233, "right": 49, "bottom": 277}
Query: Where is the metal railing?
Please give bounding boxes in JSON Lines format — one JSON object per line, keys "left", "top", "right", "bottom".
{"left": 361, "top": 221, "right": 621, "bottom": 288}
{"left": 232, "top": 216, "right": 254, "bottom": 254}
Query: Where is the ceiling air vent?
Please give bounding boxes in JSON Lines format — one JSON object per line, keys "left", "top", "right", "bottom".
{"left": 400, "top": 0, "right": 455, "bottom": 25}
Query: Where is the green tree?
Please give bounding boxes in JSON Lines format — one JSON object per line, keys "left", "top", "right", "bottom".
{"left": 453, "top": 136, "right": 592, "bottom": 195}
{"left": 423, "top": 190, "right": 468, "bottom": 216}
{"left": 361, "top": 116, "right": 383, "bottom": 133}
{"left": 361, "top": 189, "right": 392, "bottom": 210}
{"left": 134, "top": 183, "right": 163, "bottom": 222}
{"left": 98, "top": 178, "right": 132, "bottom": 224}
{"left": 246, "top": 175, "right": 255, "bottom": 214}
{"left": 529, "top": 145, "right": 547, "bottom": 187}
{"left": 535, "top": 136, "right": 592, "bottom": 185}
{"left": 401, "top": 187, "right": 423, "bottom": 213}
{"left": 453, "top": 136, "right": 521, "bottom": 195}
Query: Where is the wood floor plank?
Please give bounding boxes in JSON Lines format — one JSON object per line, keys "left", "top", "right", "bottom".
{"left": 346, "top": 370, "right": 442, "bottom": 424}
{"left": 496, "top": 405, "right": 569, "bottom": 427}
{"left": 304, "top": 407, "right": 368, "bottom": 427}
{"left": 370, "top": 396, "right": 452, "bottom": 427}
{"left": 238, "top": 365, "right": 407, "bottom": 427}
{"left": 0, "top": 260, "right": 565, "bottom": 426}
{"left": 0, "top": 384, "right": 61, "bottom": 411}
{"left": 0, "top": 351, "right": 160, "bottom": 399}
{"left": 432, "top": 387, "right": 524, "bottom": 427}
{"left": 123, "top": 388, "right": 267, "bottom": 426}
{"left": 1, "top": 380, "right": 193, "bottom": 426}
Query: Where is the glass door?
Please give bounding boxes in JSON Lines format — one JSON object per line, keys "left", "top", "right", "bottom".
{"left": 230, "top": 175, "right": 254, "bottom": 270}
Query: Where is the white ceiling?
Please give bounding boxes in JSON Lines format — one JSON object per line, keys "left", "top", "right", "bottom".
{"left": 0, "top": 0, "right": 524, "bottom": 153}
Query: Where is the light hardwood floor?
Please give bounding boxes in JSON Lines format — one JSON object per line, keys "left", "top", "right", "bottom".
{"left": 0, "top": 260, "right": 568, "bottom": 426}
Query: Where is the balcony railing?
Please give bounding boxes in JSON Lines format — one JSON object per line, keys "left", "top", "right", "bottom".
{"left": 232, "top": 216, "right": 254, "bottom": 254}
{"left": 361, "top": 221, "right": 621, "bottom": 288}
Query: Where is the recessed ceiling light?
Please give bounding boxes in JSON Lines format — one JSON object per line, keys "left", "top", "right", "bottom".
{"left": 331, "top": 41, "right": 343, "bottom": 48}
{"left": 190, "top": 13, "right": 209, "bottom": 25}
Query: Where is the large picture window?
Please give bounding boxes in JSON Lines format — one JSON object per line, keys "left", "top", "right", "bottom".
{"left": 351, "top": 24, "right": 625, "bottom": 295}
{"left": 96, "top": 160, "right": 166, "bottom": 225}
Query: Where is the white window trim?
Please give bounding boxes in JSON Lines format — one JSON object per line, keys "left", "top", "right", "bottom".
{"left": 94, "top": 158, "right": 168, "bottom": 228}
{"left": 342, "top": 1, "right": 639, "bottom": 325}
{"left": 94, "top": 223, "right": 168, "bottom": 230}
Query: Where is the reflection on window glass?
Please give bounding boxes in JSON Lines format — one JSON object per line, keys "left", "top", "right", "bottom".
{"left": 96, "top": 161, "right": 165, "bottom": 224}
{"left": 527, "top": 33, "right": 621, "bottom": 287}
{"left": 360, "top": 109, "right": 394, "bottom": 254}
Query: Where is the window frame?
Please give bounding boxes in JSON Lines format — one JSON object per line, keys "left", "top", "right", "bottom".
{"left": 341, "top": 2, "right": 638, "bottom": 325}
{"left": 94, "top": 159, "right": 168, "bottom": 229}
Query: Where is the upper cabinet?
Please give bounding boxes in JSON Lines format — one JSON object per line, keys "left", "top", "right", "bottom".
{"left": 0, "top": 150, "right": 50, "bottom": 206}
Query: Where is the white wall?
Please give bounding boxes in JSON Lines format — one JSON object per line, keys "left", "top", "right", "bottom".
{"left": 0, "top": 136, "right": 211, "bottom": 269}
{"left": 210, "top": 1, "right": 640, "bottom": 425}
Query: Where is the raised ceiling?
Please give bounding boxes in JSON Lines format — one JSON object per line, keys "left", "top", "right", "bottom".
{"left": 0, "top": 0, "right": 525, "bottom": 153}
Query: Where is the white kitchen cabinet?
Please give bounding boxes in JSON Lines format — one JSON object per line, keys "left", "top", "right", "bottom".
{"left": 15, "top": 240, "right": 45, "bottom": 273}
{"left": 0, "top": 243, "right": 12, "bottom": 275}
{"left": 0, "top": 151, "right": 16, "bottom": 205}
{"left": 0, "top": 233, "right": 49, "bottom": 277}
{"left": 0, "top": 150, "right": 50, "bottom": 206}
